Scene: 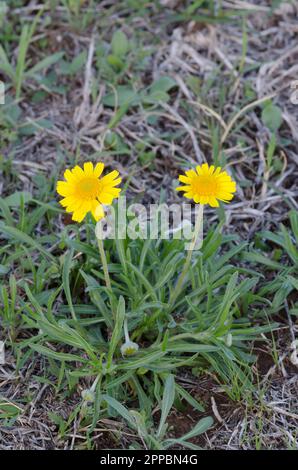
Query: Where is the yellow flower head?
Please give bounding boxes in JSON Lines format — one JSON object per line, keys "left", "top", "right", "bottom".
{"left": 176, "top": 163, "right": 236, "bottom": 207}
{"left": 56, "top": 162, "right": 121, "bottom": 223}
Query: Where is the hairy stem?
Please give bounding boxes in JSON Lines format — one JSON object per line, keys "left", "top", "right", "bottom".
{"left": 97, "top": 238, "right": 112, "bottom": 291}
{"left": 169, "top": 204, "right": 204, "bottom": 308}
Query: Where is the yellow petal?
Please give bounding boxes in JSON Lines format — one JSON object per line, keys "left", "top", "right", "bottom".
{"left": 109, "top": 188, "right": 121, "bottom": 197}
{"left": 217, "top": 173, "right": 232, "bottom": 182}
{"left": 64, "top": 169, "right": 77, "bottom": 183}
{"left": 65, "top": 198, "right": 85, "bottom": 213}
{"left": 199, "top": 195, "right": 209, "bottom": 204}
{"left": 176, "top": 185, "right": 191, "bottom": 192}
{"left": 196, "top": 166, "right": 203, "bottom": 175}
{"left": 94, "top": 162, "right": 104, "bottom": 177}
{"left": 72, "top": 208, "right": 87, "bottom": 222}
{"left": 217, "top": 192, "right": 234, "bottom": 201}
{"left": 183, "top": 192, "right": 194, "bottom": 199}
{"left": 201, "top": 163, "right": 209, "bottom": 175}
{"left": 209, "top": 196, "right": 219, "bottom": 207}
{"left": 57, "top": 181, "right": 74, "bottom": 197}
{"left": 219, "top": 182, "right": 236, "bottom": 190}
{"left": 84, "top": 162, "right": 94, "bottom": 176}
{"left": 103, "top": 188, "right": 121, "bottom": 198}
{"left": 185, "top": 169, "right": 197, "bottom": 179}
{"left": 98, "top": 193, "right": 114, "bottom": 205}
{"left": 91, "top": 202, "right": 104, "bottom": 221}
{"left": 59, "top": 196, "right": 77, "bottom": 207}
{"left": 108, "top": 177, "right": 122, "bottom": 188}
{"left": 101, "top": 170, "right": 119, "bottom": 185}
{"left": 178, "top": 175, "right": 191, "bottom": 184}
{"left": 72, "top": 165, "right": 85, "bottom": 179}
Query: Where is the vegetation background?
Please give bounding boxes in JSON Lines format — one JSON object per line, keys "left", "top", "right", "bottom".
{"left": 0, "top": 0, "right": 297, "bottom": 450}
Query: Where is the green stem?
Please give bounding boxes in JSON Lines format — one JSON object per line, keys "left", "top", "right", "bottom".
{"left": 97, "top": 238, "right": 111, "bottom": 291}
{"left": 169, "top": 204, "right": 204, "bottom": 308}
{"left": 124, "top": 318, "right": 130, "bottom": 343}
{"left": 96, "top": 229, "right": 117, "bottom": 323}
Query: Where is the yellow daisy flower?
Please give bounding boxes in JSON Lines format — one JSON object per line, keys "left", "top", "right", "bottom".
{"left": 176, "top": 163, "right": 236, "bottom": 207}
{"left": 56, "top": 162, "right": 121, "bottom": 223}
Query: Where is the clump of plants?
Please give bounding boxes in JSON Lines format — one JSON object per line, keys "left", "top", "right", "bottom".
{"left": 0, "top": 161, "right": 277, "bottom": 448}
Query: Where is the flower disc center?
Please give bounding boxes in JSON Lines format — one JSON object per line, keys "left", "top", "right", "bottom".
{"left": 77, "top": 177, "right": 102, "bottom": 200}
{"left": 192, "top": 175, "right": 218, "bottom": 196}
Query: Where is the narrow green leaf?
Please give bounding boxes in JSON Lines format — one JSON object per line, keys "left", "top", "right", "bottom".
{"left": 157, "top": 374, "right": 175, "bottom": 438}
{"left": 29, "top": 343, "right": 86, "bottom": 363}
{"left": 62, "top": 248, "right": 77, "bottom": 321}
{"left": 26, "top": 52, "right": 64, "bottom": 76}
{"left": 0, "top": 225, "right": 56, "bottom": 262}
{"left": 102, "top": 395, "right": 136, "bottom": 429}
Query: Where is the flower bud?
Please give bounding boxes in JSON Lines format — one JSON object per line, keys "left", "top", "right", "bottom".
{"left": 120, "top": 340, "right": 139, "bottom": 357}
{"left": 81, "top": 389, "right": 95, "bottom": 403}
